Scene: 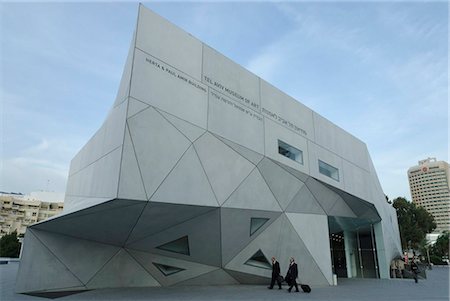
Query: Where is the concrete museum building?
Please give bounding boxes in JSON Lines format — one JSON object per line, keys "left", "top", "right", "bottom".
{"left": 16, "top": 5, "right": 401, "bottom": 296}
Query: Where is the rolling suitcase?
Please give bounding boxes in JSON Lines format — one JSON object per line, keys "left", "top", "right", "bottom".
{"left": 300, "top": 284, "right": 311, "bottom": 293}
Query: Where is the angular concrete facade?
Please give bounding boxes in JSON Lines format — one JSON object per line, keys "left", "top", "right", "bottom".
{"left": 16, "top": 5, "right": 401, "bottom": 296}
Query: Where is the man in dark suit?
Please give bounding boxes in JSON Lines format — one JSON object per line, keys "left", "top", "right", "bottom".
{"left": 268, "top": 256, "right": 282, "bottom": 289}
{"left": 411, "top": 258, "right": 419, "bottom": 283}
{"left": 285, "top": 257, "right": 299, "bottom": 292}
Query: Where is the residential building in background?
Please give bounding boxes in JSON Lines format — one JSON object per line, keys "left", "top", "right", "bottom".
{"left": 0, "top": 192, "right": 64, "bottom": 239}
{"left": 408, "top": 158, "right": 450, "bottom": 233}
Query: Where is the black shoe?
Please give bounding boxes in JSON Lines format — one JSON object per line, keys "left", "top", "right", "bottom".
{"left": 278, "top": 287, "right": 282, "bottom": 290}
{"left": 296, "top": 290, "right": 300, "bottom": 292}
{"left": 288, "top": 289, "right": 291, "bottom": 293}
{"left": 267, "top": 287, "right": 273, "bottom": 289}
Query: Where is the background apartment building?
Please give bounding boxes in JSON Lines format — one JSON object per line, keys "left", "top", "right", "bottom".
{"left": 407, "top": 158, "right": 450, "bottom": 233}
{"left": 0, "top": 192, "right": 64, "bottom": 238}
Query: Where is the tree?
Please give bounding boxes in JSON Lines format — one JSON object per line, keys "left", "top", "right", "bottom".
{"left": 392, "top": 197, "right": 436, "bottom": 250}
{"left": 0, "top": 231, "right": 21, "bottom": 258}
{"left": 431, "top": 232, "right": 449, "bottom": 262}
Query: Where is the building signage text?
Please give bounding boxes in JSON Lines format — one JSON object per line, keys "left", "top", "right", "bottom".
{"left": 145, "top": 57, "right": 207, "bottom": 93}
{"left": 210, "top": 90, "right": 263, "bottom": 123}
{"left": 203, "top": 75, "right": 260, "bottom": 111}
{"left": 262, "top": 107, "right": 308, "bottom": 137}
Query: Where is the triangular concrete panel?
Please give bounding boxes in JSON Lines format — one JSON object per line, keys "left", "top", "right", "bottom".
{"left": 151, "top": 145, "right": 219, "bottom": 207}
{"left": 53, "top": 198, "right": 137, "bottom": 220}
{"left": 214, "top": 134, "right": 263, "bottom": 166}
{"left": 15, "top": 230, "right": 84, "bottom": 293}
{"left": 225, "top": 215, "right": 283, "bottom": 278}
{"left": 322, "top": 183, "right": 380, "bottom": 222}
{"left": 275, "top": 160, "right": 310, "bottom": 183}
{"left": 86, "top": 249, "right": 160, "bottom": 289}
{"left": 343, "top": 196, "right": 374, "bottom": 217}
{"left": 258, "top": 158, "right": 304, "bottom": 210}
{"left": 285, "top": 185, "right": 326, "bottom": 215}
{"left": 128, "top": 106, "right": 191, "bottom": 198}
{"left": 127, "top": 98, "right": 149, "bottom": 118}
{"left": 60, "top": 196, "right": 113, "bottom": 217}
{"left": 328, "top": 196, "right": 357, "bottom": 218}
{"left": 194, "top": 132, "right": 254, "bottom": 205}
{"left": 32, "top": 199, "right": 139, "bottom": 229}
{"left": 32, "top": 201, "right": 146, "bottom": 246}
{"left": 285, "top": 213, "right": 333, "bottom": 284}
{"left": 220, "top": 208, "right": 281, "bottom": 266}
{"left": 118, "top": 124, "right": 147, "bottom": 200}
{"left": 65, "top": 145, "right": 122, "bottom": 200}
{"left": 177, "top": 268, "right": 239, "bottom": 286}
{"left": 305, "top": 177, "right": 341, "bottom": 213}
{"left": 127, "top": 209, "right": 221, "bottom": 267}
{"left": 31, "top": 229, "right": 120, "bottom": 285}
{"left": 222, "top": 168, "right": 282, "bottom": 212}
{"left": 224, "top": 269, "right": 269, "bottom": 284}
{"left": 157, "top": 109, "right": 206, "bottom": 142}
{"left": 125, "top": 202, "right": 215, "bottom": 245}
{"left": 102, "top": 100, "right": 128, "bottom": 158}
{"left": 127, "top": 250, "right": 218, "bottom": 286}
{"left": 113, "top": 33, "right": 135, "bottom": 108}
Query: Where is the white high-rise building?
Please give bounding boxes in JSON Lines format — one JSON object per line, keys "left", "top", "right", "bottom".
{"left": 407, "top": 158, "right": 450, "bottom": 233}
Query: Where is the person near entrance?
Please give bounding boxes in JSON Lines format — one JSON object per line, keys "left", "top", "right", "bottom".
{"left": 390, "top": 260, "right": 397, "bottom": 278}
{"left": 268, "top": 256, "right": 282, "bottom": 289}
{"left": 411, "top": 259, "right": 419, "bottom": 283}
{"left": 285, "top": 257, "right": 299, "bottom": 293}
{"left": 396, "top": 258, "right": 405, "bottom": 278}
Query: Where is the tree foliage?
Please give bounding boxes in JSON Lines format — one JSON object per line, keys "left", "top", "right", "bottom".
{"left": 0, "top": 231, "right": 21, "bottom": 258}
{"left": 431, "top": 232, "right": 449, "bottom": 259}
{"left": 392, "top": 197, "right": 436, "bottom": 250}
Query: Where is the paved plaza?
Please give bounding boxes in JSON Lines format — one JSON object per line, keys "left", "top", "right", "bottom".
{"left": 1, "top": 262, "right": 448, "bottom": 301}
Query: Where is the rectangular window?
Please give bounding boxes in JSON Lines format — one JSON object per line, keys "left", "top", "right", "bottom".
{"left": 278, "top": 140, "right": 303, "bottom": 164}
{"left": 318, "top": 160, "right": 339, "bottom": 181}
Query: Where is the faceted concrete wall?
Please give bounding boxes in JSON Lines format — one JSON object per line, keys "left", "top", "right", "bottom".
{"left": 16, "top": 4, "right": 401, "bottom": 295}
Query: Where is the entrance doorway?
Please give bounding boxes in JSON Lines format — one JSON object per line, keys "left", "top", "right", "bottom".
{"left": 328, "top": 217, "right": 380, "bottom": 279}
{"left": 330, "top": 232, "right": 347, "bottom": 277}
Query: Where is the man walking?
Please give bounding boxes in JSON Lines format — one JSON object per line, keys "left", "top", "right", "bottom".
{"left": 411, "top": 259, "right": 419, "bottom": 283}
{"left": 285, "top": 257, "right": 299, "bottom": 293}
{"left": 268, "top": 256, "right": 282, "bottom": 289}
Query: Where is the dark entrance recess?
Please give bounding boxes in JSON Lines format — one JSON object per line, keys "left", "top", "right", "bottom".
{"left": 330, "top": 232, "right": 347, "bottom": 277}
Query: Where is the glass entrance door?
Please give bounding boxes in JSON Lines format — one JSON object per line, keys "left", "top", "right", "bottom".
{"left": 330, "top": 232, "right": 347, "bottom": 277}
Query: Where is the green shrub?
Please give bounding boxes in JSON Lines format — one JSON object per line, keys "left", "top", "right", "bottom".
{"left": 0, "top": 231, "right": 21, "bottom": 258}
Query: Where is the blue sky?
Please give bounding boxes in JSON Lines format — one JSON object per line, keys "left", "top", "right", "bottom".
{"left": 1, "top": 2, "right": 448, "bottom": 201}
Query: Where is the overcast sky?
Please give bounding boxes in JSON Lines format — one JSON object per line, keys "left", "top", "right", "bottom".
{"left": 1, "top": 2, "right": 448, "bottom": 201}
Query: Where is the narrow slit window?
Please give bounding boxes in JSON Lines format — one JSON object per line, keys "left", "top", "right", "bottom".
{"left": 156, "top": 236, "right": 190, "bottom": 255}
{"left": 250, "top": 217, "right": 269, "bottom": 236}
{"left": 244, "top": 249, "right": 272, "bottom": 270}
{"left": 153, "top": 263, "right": 185, "bottom": 276}
{"left": 318, "top": 160, "right": 339, "bottom": 181}
{"left": 278, "top": 140, "right": 303, "bottom": 164}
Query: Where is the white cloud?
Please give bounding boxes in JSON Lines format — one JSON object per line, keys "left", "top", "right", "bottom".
{"left": 1, "top": 132, "right": 81, "bottom": 194}
{"left": 1, "top": 157, "right": 68, "bottom": 194}
{"left": 247, "top": 48, "right": 284, "bottom": 82}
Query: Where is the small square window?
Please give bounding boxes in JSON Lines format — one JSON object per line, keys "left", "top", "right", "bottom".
{"left": 278, "top": 140, "right": 303, "bottom": 164}
{"left": 318, "top": 160, "right": 339, "bottom": 182}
